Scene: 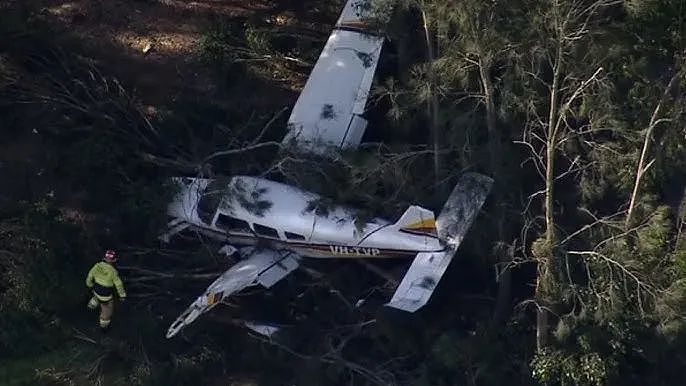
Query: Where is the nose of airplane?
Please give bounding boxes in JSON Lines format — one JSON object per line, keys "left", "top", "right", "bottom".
{"left": 167, "top": 177, "right": 209, "bottom": 221}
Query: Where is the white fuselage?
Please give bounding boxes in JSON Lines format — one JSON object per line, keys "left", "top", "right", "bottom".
{"left": 167, "top": 176, "right": 443, "bottom": 258}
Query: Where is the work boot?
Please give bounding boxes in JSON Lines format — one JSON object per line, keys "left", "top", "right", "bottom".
{"left": 87, "top": 297, "right": 98, "bottom": 310}
{"left": 99, "top": 319, "right": 111, "bottom": 333}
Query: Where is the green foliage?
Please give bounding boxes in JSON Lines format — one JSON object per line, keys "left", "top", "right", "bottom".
{"left": 532, "top": 348, "right": 610, "bottom": 386}
{"left": 408, "top": 319, "right": 532, "bottom": 386}
{"left": 199, "top": 11, "right": 329, "bottom": 87}
{"left": 533, "top": 203, "right": 686, "bottom": 385}
{"left": 674, "top": 248, "right": 686, "bottom": 277}
{"left": 223, "top": 177, "right": 274, "bottom": 217}
{"left": 635, "top": 206, "right": 671, "bottom": 260}
{"left": 200, "top": 19, "right": 251, "bottom": 66}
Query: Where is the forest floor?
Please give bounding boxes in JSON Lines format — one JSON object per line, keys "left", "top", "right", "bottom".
{"left": 2, "top": 0, "right": 275, "bottom": 195}
{"left": 27, "top": 0, "right": 302, "bottom": 108}
{"left": 0, "top": 0, "right": 339, "bottom": 202}
{"left": 0, "top": 0, "right": 338, "bottom": 204}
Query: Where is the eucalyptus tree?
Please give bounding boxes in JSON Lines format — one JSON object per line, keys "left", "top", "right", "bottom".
{"left": 517, "top": 0, "right": 686, "bottom": 383}
{"left": 510, "top": 0, "right": 620, "bottom": 352}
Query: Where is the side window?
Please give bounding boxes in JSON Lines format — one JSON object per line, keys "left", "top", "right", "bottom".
{"left": 215, "top": 214, "right": 252, "bottom": 234}
{"left": 254, "top": 223, "right": 279, "bottom": 239}
{"left": 196, "top": 178, "right": 228, "bottom": 225}
{"left": 285, "top": 231, "right": 306, "bottom": 241}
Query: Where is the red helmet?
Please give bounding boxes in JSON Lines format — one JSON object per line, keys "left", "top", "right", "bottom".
{"left": 104, "top": 250, "right": 117, "bottom": 262}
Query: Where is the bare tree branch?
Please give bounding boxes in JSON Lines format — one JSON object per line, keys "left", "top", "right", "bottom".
{"left": 625, "top": 70, "right": 681, "bottom": 228}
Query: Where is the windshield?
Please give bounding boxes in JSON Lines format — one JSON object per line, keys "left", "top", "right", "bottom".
{"left": 197, "top": 177, "right": 229, "bottom": 224}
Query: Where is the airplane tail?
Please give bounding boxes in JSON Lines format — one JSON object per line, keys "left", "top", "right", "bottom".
{"left": 387, "top": 173, "right": 493, "bottom": 312}
{"left": 394, "top": 205, "right": 437, "bottom": 237}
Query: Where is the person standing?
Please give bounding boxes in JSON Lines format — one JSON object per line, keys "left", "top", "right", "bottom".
{"left": 86, "top": 250, "right": 126, "bottom": 330}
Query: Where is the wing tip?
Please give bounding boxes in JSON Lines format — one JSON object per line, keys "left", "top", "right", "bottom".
{"left": 386, "top": 299, "right": 425, "bottom": 313}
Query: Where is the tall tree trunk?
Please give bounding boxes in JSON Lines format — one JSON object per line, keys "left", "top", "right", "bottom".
{"left": 536, "top": 38, "right": 563, "bottom": 352}
{"left": 421, "top": 9, "right": 441, "bottom": 192}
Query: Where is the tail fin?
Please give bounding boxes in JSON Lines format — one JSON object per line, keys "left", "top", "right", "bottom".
{"left": 394, "top": 205, "right": 437, "bottom": 237}
{"left": 386, "top": 173, "right": 493, "bottom": 312}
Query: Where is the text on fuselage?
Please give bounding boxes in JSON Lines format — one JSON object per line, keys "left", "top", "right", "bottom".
{"left": 329, "top": 245, "right": 380, "bottom": 256}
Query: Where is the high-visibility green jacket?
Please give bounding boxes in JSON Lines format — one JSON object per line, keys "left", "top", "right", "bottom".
{"left": 86, "top": 261, "right": 126, "bottom": 301}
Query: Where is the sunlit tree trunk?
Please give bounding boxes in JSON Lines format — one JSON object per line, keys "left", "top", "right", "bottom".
{"left": 536, "top": 15, "right": 564, "bottom": 350}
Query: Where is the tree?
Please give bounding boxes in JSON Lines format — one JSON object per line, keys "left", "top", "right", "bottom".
{"left": 519, "top": 0, "right": 686, "bottom": 381}
{"left": 513, "top": 0, "right": 616, "bottom": 351}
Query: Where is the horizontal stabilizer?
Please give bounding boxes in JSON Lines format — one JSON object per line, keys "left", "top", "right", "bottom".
{"left": 386, "top": 251, "right": 452, "bottom": 312}
{"left": 387, "top": 172, "right": 493, "bottom": 312}
{"left": 436, "top": 173, "right": 493, "bottom": 246}
{"left": 166, "top": 248, "right": 300, "bottom": 338}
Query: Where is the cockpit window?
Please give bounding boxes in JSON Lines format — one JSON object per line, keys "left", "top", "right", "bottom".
{"left": 197, "top": 178, "right": 228, "bottom": 224}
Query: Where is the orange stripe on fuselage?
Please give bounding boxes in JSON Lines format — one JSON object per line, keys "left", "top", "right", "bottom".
{"left": 403, "top": 218, "right": 436, "bottom": 230}
{"left": 400, "top": 218, "right": 437, "bottom": 237}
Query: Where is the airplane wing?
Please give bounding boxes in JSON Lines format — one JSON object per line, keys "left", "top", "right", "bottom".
{"left": 166, "top": 247, "right": 301, "bottom": 338}
{"left": 281, "top": 0, "right": 384, "bottom": 154}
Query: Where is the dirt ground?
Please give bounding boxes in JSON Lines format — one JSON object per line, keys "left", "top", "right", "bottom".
{"left": 0, "top": 0, "right": 339, "bottom": 206}
{"left": 24, "top": 0, "right": 326, "bottom": 110}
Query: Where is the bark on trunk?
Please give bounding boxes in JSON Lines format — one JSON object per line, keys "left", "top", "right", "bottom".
{"left": 536, "top": 39, "right": 563, "bottom": 352}
{"left": 535, "top": 267, "right": 550, "bottom": 350}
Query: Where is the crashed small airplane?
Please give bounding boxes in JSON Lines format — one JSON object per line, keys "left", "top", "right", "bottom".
{"left": 161, "top": 0, "right": 493, "bottom": 338}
